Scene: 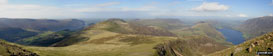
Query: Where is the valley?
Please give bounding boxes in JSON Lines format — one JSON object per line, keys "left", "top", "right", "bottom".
{"left": 217, "top": 28, "right": 245, "bottom": 45}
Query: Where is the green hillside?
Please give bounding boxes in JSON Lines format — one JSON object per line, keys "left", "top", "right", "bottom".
{"left": 152, "top": 22, "right": 233, "bottom": 56}
{"left": 0, "top": 40, "right": 38, "bottom": 56}
{"left": 0, "top": 27, "right": 38, "bottom": 42}
{"left": 0, "top": 18, "right": 85, "bottom": 43}
{"left": 129, "top": 20, "right": 230, "bottom": 45}
{"left": 154, "top": 36, "right": 228, "bottom": 56}
{"left": 208, "top": 32, "right": 273, "bottom": 56}
{"left": 86, "top": 19, "right": 176, "bottom": 37}
{"left": 171, "top": 22, "right": 231, "bottom": 45}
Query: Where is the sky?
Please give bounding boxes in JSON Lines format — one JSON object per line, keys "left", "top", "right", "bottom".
{"left": 0, "top": 0, "right": 272, "bottom": 19}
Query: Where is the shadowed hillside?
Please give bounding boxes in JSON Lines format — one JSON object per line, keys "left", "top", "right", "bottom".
{"left": 15, "top": 30, "right": 74, "bottom": 46}
{"left": 239, "top": 16, "right": 273, "bottom": 40}
{"left": 0, "top": 18, "right": 85, "bottom": 43}
{"left": 0, "top": 27, "right": 38, "bottom": 42}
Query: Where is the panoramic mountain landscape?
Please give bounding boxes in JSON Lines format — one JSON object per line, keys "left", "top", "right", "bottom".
{"left": 0, "top": 0, "right": 273, "bottom": 56}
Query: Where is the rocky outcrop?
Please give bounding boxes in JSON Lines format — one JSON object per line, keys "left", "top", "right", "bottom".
{"left": 0, "top": 40, "right": 39, "bottom": 56}
{"left": 208, "top": 32, "right": 273, "bottom": 56}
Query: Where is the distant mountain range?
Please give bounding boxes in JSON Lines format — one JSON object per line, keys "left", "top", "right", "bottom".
{"left": 239, "top": 16, "right": 273, "bottom": 40}
{"left": 0, "top": 18, "right": 85, "bottom": 31}
{"left": 0, "top": 18, "right": 85, "bottom": 43}
{"left": 128, "top": 19, "right": 186, "bottom": 30}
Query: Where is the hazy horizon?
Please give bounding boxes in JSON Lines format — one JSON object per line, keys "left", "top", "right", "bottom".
{"left": 0, "top": 0, "right": 272, "bottom": 19}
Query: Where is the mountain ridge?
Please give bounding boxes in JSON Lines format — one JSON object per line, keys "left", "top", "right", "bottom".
{"left": 0, "top": 18, "right": 85, "bottom": 44}
{"left": 239, "top": 16, "right": 273, "bottom": 40}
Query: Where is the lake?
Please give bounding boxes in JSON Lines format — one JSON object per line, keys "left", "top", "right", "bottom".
{"left": 217, "top": 28, "right": 245, "bottom": 45}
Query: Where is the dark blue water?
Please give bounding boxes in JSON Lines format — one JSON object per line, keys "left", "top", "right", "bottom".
{"left": 217, "top": 28, "right": 245, "bottom": 45}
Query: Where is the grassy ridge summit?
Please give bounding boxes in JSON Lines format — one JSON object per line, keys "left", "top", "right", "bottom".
{"left": 0, "top": 40, "right": 39, "bottom": 56}
{"left": 239, "top": 16, "right": 273, "bottom": 40}
{"left": 86, "top": 19, "right": 176, "bottom": 37}
{"left": 52, "top": 19, "right": 176, "bottom": 46}
{"left": 191, "top": 22, "right": 226, "bottom": 43}
{"left": 208, "top": 32, "right": 273, "bottom": 56}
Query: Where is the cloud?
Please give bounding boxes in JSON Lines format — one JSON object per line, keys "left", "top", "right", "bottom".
{"left": 238, "top": 14, "right": 248, "bottom": 17}
{"left": 73, "top": 5, "right": 162, "bottom": 18}
{"left": 192, "top": 2, "right": 229, "bottom": 12}
{"left": 269, "top": 14, "right": 273, "bottom": 16}
{"left": 73, "top": 2, "right": 122, "bottom": 12}
{"left": 0, "top": 1, "right": 160, "bottom": 18}
{"left": 0, "top": 0, "right": 246, "bottom": 19}
{"left": 120, "top": 6, "right": 158, "bottom": 11}
{"left": 169, "top": 1, "right": 183, "bottom": 6}
{"left": 0, "top": 0, "right": 84, "bottom": 18}
{"left": 74, "top": 7, "right": 114, "bottom": 12}
{"left": 0, "top": 0, "right": 8, "bottom": 4}
{"left": 225, "top": 15, "right": 232, "bottom": 17}
{"left": 74, "top": 2, "right": 157, "bottom": 12}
